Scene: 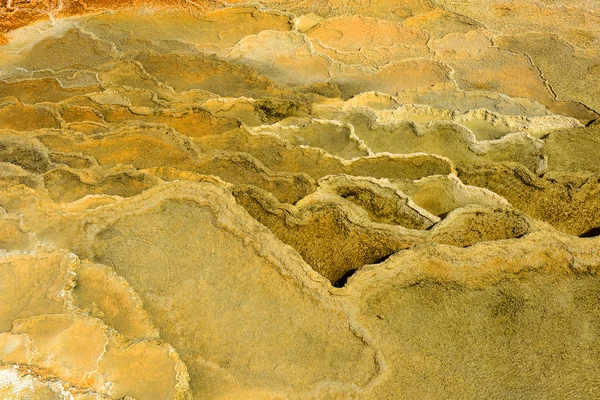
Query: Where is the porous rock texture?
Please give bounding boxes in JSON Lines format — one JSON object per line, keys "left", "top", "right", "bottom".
{"left": 0, "top": 1, "right": 600, "bottom": 399}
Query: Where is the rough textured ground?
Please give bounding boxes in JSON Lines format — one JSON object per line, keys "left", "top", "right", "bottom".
{"left": 0, "top": 1, "right": 599, "bottom": 399}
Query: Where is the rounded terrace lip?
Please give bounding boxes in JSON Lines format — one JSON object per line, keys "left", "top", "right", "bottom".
{"left": 1, "top": 2, "right": 600, "bottom": 399}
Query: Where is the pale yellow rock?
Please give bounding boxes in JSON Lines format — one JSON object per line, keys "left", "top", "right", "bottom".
{"left": 97, "top": 60, "right": 178, "bottom": 102}
{"left": 194, "top": 127, "right": 454, "bottom": 181}
{"left": 0, "top": 102, "right": 60, "bottom": 131}
{"left": 428, "top": 204, "right": 532, "bottom": 247}
{"left": 43, "top": 166, "right": 160, "bottom": 202}
{"left": 0, "top": 333, "right": 31, "bottom": 364}
{"left": 333, "top": 58, "right": 454, "bottom": 98}
{"left": 0, "top": 3, "right": 600, "bottom": 399}
{"left": 494, "top": 32, "right": 600, "bottom": 114}
{"left": 251, "top": 118, "right": 370, "bottom": 159}
{"left": 394, "top": 174, "right": 510, "bottom": 217}
{"left": 544, "top": 125, "right": 600, "bottom": 173}
{"left": 0, "top": 365, "right": 108, "bottom": 400}
{"left": 393, "top": 89, "right": 553, "bottom": 117}
{"left": 306, "top": 15, "right": 428, "bottom": 51}
{"left": 437, "top": 0, "right": 600, "bottom": 48}
{"left": 0, "top": 247, "right": 191, "bottom": 398}
{"left": 0, "top": 180, "right": 378, "bottom": 398}
{"left": 132, "top": 51, "right": 288, "bottom": 98}
{"left": 10, "top": 314, "right": 108, "bottom": 389}
{"left": 295, "top": 13, "right": 323, "bottom": 32}
{"left": 0, "top": 251, "right": 73, "bottom": 332}
{"left": 15, "top": 28, "right": 115, "bottom": 71}
{"left": 0, "top": 211, "right": 31, "bottom": 250}
{"left": 348, "top": 231, "right": 600, "bottom": 399}
{"left": 38, "top": 124, "right": 201, "bottom": 169}
{"left": 403, "top": 9, "right": 481, "bottom": 39}
{"left": 233, "top": 183, "right": 424, "bottom": 282}
{"left": 0, "top": 162, "right": 44, "bottom": 190}
{"left": 72, "top": 261, "right": 159, "bottom": 340}
{"left": 81, "top": 7, "right": 292, "bottom": 54}
{"left": 2, "top": 312, "right": 191, "bottom": 399}
{"left": 316, "top": 174, "right": 439, "bottom": 228}
{"left": 458, "top": 162, "right": 600, "bottom": 236}
{"left": 228, "top": 30, "right": 332, "bottom": 85}
{"left": 235, "top": 182, "right": 533, "bottom": 283}
{"left": 77, "top": 181, "right": 376, "bottom": 397}
{"left": 333, "top": 108, "right": 547, "bottom": 173}
{"left": 0, "top": 78, "right": 101, "bottom": 104}
{"left": 99, "top": 340, "right": 186, "bottom": 400}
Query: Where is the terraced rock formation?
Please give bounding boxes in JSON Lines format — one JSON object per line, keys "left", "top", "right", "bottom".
{"left": 1, "top": 1, "right": 600, "bottom": 399}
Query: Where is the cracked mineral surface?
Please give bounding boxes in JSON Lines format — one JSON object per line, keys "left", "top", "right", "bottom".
{"left": 0, "top": 0, "right": 600, "bottom": 399}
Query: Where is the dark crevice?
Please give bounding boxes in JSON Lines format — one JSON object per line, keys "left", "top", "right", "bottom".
{"left": 372, "top": 253, "right": 394, "bottom": 265}
{"left": 580, "top": 227, "right": 600, "bottom": 238}
{"left": 331, "top": 252, "right": 397, "bottom": 287}
{"left": 332, "top": 268, "right": 357, "bottom": 288}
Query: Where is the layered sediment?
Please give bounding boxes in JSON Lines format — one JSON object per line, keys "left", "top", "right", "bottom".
{"left": 1, "top": 1, "right": 600, "bottom": 399}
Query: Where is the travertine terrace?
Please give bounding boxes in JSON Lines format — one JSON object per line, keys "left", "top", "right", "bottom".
{"left": 1, "top": 0, "right": 600, "bottom": 398}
